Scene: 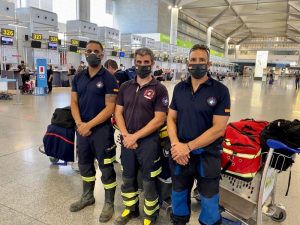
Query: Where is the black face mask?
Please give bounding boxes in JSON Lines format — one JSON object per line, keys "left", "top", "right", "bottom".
{"left": 86, "top": 53, "right": 101, "bottom": 68}
{"left": 136, "top": 65, "right": 152, "bottom": 79}
{"left": 188, "top": 64, "right": 208, "bottom": 79}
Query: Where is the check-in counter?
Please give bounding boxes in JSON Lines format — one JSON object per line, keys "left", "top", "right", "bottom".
{"left": 1, "top": 70, "right": 22, "bottom": 89}
{"left": 53, "top": 70, "right": 68, "bottom": 87}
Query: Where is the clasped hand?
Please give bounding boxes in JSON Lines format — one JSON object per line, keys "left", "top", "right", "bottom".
{"left": 77, "top": 122, "right": 92, "bottom": 137}
{"left": 171, "top": 142, "right": 190, "bottom": 166}
{"left": 122, "top": 133, "right": 138, "bottom": 149}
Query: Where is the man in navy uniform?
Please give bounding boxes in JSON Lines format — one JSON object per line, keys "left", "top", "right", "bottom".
{"left": 167, "top": 44, "right": 231, "bottom": 225}
{"left": 70, "top": 40, "right": 118, "bottom": 223}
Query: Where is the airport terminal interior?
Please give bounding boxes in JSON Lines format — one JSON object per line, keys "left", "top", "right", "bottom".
{"left": 0, "top": 0, "right": 300, "bottom": 225}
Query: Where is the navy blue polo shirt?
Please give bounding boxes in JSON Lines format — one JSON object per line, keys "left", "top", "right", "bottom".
{"left": 72, "top": 67, "right": 118, "bottom": 123}
{"left": 170, "top": 76, "right": 230, "bottom": 143}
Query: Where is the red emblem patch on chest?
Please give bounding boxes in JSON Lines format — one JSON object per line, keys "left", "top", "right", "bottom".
{"left": 144, "top": 89, "right": 155, "bottom": 100}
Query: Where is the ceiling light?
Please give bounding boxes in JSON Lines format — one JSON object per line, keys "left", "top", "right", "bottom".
{"left": 168, "top": 5, "right": 172, "bottom": 10}
{"left": 179, "top": 6, "right": 182, "bottom": 10}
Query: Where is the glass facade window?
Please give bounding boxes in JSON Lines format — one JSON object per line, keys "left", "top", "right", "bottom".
{"left": 90, "top": 0, "right": 113, "bottom": 27}
{"left": 53, "top": 0, "right": 76, "bottom": 23}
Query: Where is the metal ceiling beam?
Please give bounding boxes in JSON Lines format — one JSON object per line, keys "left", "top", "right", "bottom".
{"left": 223, "top": 0, "right": 252, "bottom": 36}
{"left": 288, "top": 24, "right": 300, "bottom": 35}
{"left": 208, "top": 6, "right": 230, "bottom": 27}
{"left": 288, "top": 13, "right": 300, "bottom": 19}
{"left": 226, "top": 24, "right": 244, "bottom": 38}
{"left": 287, "top": 28, "right": 300, "bottom": 36}
{"left": 287, "top": 36, "right": 300, "bottom": 44}
{"left": 177, "top": 0, "right": 199, "bottom": 6}
{"left": 182, "top": 0, "right": 285, "bottom": 9}
{"left": 237, "top": 35, "right": 251, "bottom": 45}
{"left": 289, "top": 3, "right": 300, "bottom": 14}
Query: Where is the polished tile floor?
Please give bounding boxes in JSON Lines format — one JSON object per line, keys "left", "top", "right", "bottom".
{"left": 0, "top": 76, "right": 299, "bottom": 225}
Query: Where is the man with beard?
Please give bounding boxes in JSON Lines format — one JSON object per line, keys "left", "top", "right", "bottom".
{"left": 70, "top": 40, "right": 118, "bottom": 223}
{"left": 114, "top": 47, "right": 169, "bottom": 225}
{"left": 167, "top": 44, "right": 231, "bottom": 225}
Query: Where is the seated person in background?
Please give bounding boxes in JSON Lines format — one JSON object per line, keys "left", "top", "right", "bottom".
{"left": 104, "top": 59, "right": 129, "bottom": 86}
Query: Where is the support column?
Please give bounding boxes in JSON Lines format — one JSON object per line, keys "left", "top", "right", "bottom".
{"left": 206, "top": 27, "right": 212, "bottom": 48}
{"left": 77, "top": 0, "right": 90, "bottom": 22}
{"left": 224, "top": 37, "right": 230, "bottom": 58}
{"left": 170, "top": 7, "right": 179, "bottom": 46}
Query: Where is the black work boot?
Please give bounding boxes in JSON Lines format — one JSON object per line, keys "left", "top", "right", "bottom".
{"left": 99, "top": 188, "right": 115, "bottom": 223}
{"left": 70, "top": 181, "right": 95, "bottom": 212}
{"left": 114, "top": 209, "right": 140, "bottom": 225}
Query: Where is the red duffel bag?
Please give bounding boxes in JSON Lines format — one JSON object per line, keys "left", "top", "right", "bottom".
{"left": 221, "top": 119, "right": 269, "bottom": 181}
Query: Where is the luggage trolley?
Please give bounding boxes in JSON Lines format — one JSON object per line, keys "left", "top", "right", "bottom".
{"left": 220, "top": 139, "right": 300, "bottom": 225}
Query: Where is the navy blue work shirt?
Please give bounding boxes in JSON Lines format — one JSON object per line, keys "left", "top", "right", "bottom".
{"left": 170, "top": 76, "right": 231, "bottom": 143}
{"left": 72, "top": 66, "right": 118, "bottom": 123}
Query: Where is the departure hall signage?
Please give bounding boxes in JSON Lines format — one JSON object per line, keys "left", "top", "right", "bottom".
{"left": 49, "top": 36, "right": 58, "bottom": 43}
{"left": 71, "top": 39, "right": 79, "bottom": 46}
{"left": 1, "top": 28, "right": 14, "bottom": 37}
{"left": 32, "top": 33, "right": 42, "bottom": 40}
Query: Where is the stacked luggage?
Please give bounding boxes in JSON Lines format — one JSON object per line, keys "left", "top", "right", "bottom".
{"left": 42, "top": 106, "right": 76, "bottom": 162}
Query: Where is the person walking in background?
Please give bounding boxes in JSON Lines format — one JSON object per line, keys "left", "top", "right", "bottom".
{"left": 47, "top": 65, "right": 53, "bottom": 93}
{"left": 68, "top": 65, "right": 76, "bottom": 87}
{"left": 296, "top": 73, "right": 300, "bottom": 90}
{"left": 104, "top": 59, "right": 129, "bottom": 86}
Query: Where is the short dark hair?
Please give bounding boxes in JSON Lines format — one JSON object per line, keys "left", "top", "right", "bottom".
{"left": 21, "top": 60, "right": 24, "bottom": 64}
{"left": 86, "top": 40, "right": 104, "bottom": 51}
{"left": 135, "top": 47, "right": 155, "bottom": 62}
{"left": 189, "top": 44, "right": 210, "bottom": 60}
{"left": 104, "top": 59, "right": 118, "bottom": 70}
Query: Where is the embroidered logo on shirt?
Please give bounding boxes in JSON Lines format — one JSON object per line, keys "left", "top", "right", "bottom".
{"left": 207, "top": 97, "right": 217, "bottom": 107}
{"left": 96, "top": 81, "right": 104, "bottom": 88}
{"left": 162, "top": 96, "right": 169, "bottom": 106}
{"left": 144, "top": 89, "right": 155, "bottom": 100}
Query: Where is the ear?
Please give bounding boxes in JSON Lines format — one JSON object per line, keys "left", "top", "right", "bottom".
{"left": 151, "top": 60, "right": 155, "bottom": 67}
{"left": 207, "top": 61, "right": 212, "bottom": 69}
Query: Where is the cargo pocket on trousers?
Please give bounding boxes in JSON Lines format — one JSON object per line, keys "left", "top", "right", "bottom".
{"left": 103, "top": 144, "right": 116, "bottom": 165}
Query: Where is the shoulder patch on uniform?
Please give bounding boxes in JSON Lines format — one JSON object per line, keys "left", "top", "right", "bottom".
{"left": 225, "top": 108, "right": 230, "bottom": 113}
{"left": 207, "top": 97, "right": 217, "bottom": 107}
{"left": 144, "top": 89, "right": 155, "bottom": 100}
{"left": 162, "top": 96, "right": 169, "bottom": 106}
{"left": 113, "top": 88, "right": 119, "bottom": 92}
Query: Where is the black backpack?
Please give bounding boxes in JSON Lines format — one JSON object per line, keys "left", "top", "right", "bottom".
{"left": 260, "top": 119, "right": 300, "bottom": 171}
{"left": 51, "top": 106, "right": 75, "bottom": 129}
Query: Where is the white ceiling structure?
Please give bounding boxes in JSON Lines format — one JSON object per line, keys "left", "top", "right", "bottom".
{"left": 163, "top": 0, "right": 300, "bottom": 47}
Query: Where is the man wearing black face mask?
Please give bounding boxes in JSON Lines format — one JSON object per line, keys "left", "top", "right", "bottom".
{"left": 70, "top": 40, "right": 118, "bottom": 223}
{"left": 167, "top": 44, "right": 231, "bottom": 225}
{"left": 114, "top": 47, "right": 169, "bottom": 225}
